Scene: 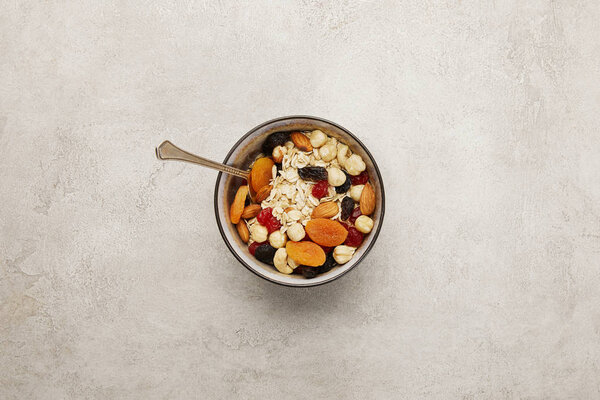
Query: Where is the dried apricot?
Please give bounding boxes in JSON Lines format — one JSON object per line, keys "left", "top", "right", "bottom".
{"left": 250, "top": 157, "right": 275, "bottom": 193}
{"left": 305, "top": 218, "right": 348, "bottom": 247}
{"left": 286, "top": 241, "right": 326, "bottom": 267}
{"left": 229, "top": 185, "right": 248, "bottom": 224}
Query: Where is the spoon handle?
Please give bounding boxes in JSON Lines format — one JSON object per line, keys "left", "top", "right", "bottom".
{"left": 155, "top": 140, "right": 249, "bottom": 179}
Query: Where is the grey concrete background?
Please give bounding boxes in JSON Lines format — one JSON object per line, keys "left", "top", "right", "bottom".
{"left": 1, "top": 1, "right": 599, "bottom": 399}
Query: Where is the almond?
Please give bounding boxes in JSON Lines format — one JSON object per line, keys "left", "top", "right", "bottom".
{"left": 255, "top": 185, "right": 272, "bottom": 203}
{"left": 236, "top": 221, "right": 249, "bottom": 243}
{"left": 360, "top": 182, "right": 375, "bottom": 215}
{"left": 290, "top": 132, "right": 313, "bottom": 152}
{"left": 241, "top": 204, "right": 262, "bottom": 219}
{"left": 311, "top": 201, "right": 339, "bottom": 219}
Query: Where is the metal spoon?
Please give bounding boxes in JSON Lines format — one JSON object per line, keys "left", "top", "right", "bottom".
{"left": 155, "top": 140, "right": 249, "bottom": 179}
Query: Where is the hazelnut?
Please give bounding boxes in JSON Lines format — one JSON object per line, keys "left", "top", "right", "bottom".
{"left": 327, "top": 167, "right": 346, "bottom": 187}
{"left": 333, "top": 245, "right": 356, "bottom": 264}
{"left": 355, "top": 215, "right": 374, "bottom": 234}
{"left": 250, "top": 224, "right": 268, "bottom": 243}
{"left": 268, "top": 230, "right": 287, "bottom": 249}
{"left": 287, "top": 222, "right": 306, "bottom": 242}
{"left": 310, "top": 130, "right": 327, "bottom": 148}
{"left": 345, "top": 154, "right": 366, "bottom": 176}
{"left": 349, "top": 185, "right": 364, "bottom": 202}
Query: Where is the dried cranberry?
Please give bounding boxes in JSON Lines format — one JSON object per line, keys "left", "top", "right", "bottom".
{"left": 348, "top": 207, "right": 362, "bottom": 224}
{"left": 312, "top": 180, "right": 329, "bottom": 199}
{"left": 340, "top": 196, "right": 354, "bottom": 220}
{"left": 344, "top": 227, "right": 364, "bottom": 247}
{"left": 257, "top": 207, "right": 273, "bottom": 225}
{"left": 265, "top": 216, "right": 281, "bottom": 233}
{"left": 248, "top": 241, "right": 266, "bottom": 255}
{"left": 350, "top": 171, "right": 369, "bottom": 185}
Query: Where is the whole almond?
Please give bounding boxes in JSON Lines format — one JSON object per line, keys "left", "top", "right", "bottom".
{"left": 290, "top": 132, "right": 313, "bottom": 152}
{"left": 255, "top": 185, "right": 273, "bottom": 203}
{"left": 241, "top": 204, "right": 262, "bottom": 219}
{"left": 360, "top": 182, "right": 375, "bottom": 215}
{"left": 311, "top": 201, "right": 339, "bottom": 219}
{"left": 236, "top": 221, "right": 250, "bottom": 243}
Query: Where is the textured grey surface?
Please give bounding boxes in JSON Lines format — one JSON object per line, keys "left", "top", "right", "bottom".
{"left": 1, "top": 1, "right": 600, "bottom": 399}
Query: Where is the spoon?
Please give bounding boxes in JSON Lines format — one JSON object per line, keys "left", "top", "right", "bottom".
{"left": 155, "top": 140, "right": 249, "bottom": 179}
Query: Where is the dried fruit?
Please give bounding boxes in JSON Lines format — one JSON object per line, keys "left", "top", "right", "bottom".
{"left": 311, "top": 201, "right": 339, "bottom": 219}
{"left": 340, "top": 197, "right": 354, "bottom": 220}
{"left": 236, "top": 222, "right": 249, "bottom": 243}
{"left": 317, "top": 252, "right": 337, "bottom": 274}
{"left": 350, "top": 170, "right": 369, "bottom": 185}
{"left": 248, "top": 241, "right": 266, "bottom": 255}
{"left": 254, "top": 244, "right": 277, "bottom": 264}
{"left": 344, "top": 226, "right": 364, "bottom": 247}
{"left": 265, "top": 216, "right": 282, "bottom": 234}
{"left": 355, "top": 215, "right": 374, "bottom": 234}
{"left": 255, "top": 184, "right": 273, "bottom": 202}
{"left": 305, "top": 219, "right": 348, "bottom": 247}
{"left": 335, "top": 171, "right": 351, "bottom": 193}
{"left": 230, "top": 185, "right": 249, "bottom": 224}
{"left": 241, "top": 204, "right": 262, "bottom": 219}
{"left": 290, "top": 132, "right": 313, "bottom": 152}
{"left": 311, "top": 180, "right": 329, "bottom": 199}
{"left": 250, "top": 157, "right": 275, "bottom": 193}
{"left": 299, "top": 266, "right": 318, "bottom": 279}
{"left": 360, "top": 182, "right": 375, "bottom": 215}
{"left": 262, "top": 131, "right": 290, "bottom": 155}
{"left": 298, "top": 166, "right": 328, "bottom": 182}
{"left": 286, "top": 241, "right": 326, "bottom": 267}
{"left": 348, "top": 206, "right": 362, "bottom": 224}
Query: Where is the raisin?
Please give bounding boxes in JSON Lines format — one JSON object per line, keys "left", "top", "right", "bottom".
{"left": 335, "top": 171, "right": 351, "bottom": 193}
{"left": 348, "top": 206, "right": 362, "bottom": 224}
{"left": 350, "top": 170, "right": 369, "bottom": 186}
{"left": 248, "top": 241, "right": 266, "bottom": 255}
{"left": 298, "top": 167, "right": 328, "bottom": 182}
{"left": 299, "top": 266, "right": 318, "bottom": 279}
{"left": 312, "top": 180, "right": 329, "bottom": 199}
{"left": 317, "top": 252, "right": 337, "bottom": 274}
{"left": 262, "top": 132, "right": 290, "bottom": 155}
{"left": 254, "top": 244, "right": 277, "bottom": 264}
{"left": 344, "top": 227, "right": 364, "bottom": 247}
{"left": 340, "top": 196, "right": 354, "bottom": 220}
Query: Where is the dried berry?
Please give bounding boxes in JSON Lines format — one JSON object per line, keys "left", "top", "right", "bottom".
{"left": 262, "top": 131, "right": 290, "bottom": 155}
{"left": 312, "top": 180, "right": 329, "bottom": 199}
{"left": 254, "top": 244, "right": 277, "bottom": 264}
{"left": 317, "top": 252, "right": 337, "bottom": 274}
{"left": 319, "top": 245, "right": 334, "bottom": 253}
{"left": 298, "top": 166, "right": 328, "bottom": 182}
{"left": 350, "top": 170, "right": 369, "bottom": 186}
{"left": 348, "top": 206, "right": 362, "bottom": 224}
{"left": 265, "top": 216, "right": 281, "bottom": 233}
{"left": 257, "top": 207, "right": 273, "bottom": 225}
{"left": 299, "top": 266, "right": 318, "bottom": 279}
{"left": 344, "top": 227, "right": 364, "bottom": 247}
{"left": 335, "top": 171, "right": 351, "bottom": 193}
{"left": 248, "top": 241, "right": 266, "bottom": 255}
{"left": 340, "top": 196, "right": 354, "bottom": 220}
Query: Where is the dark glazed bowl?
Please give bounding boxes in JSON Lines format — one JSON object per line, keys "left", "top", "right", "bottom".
{"left": 214, "top": 116, "right": 385, "bottom": 287}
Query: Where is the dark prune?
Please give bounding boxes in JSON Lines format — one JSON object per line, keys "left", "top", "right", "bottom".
{"left": 317, "top": 252, "right": 337, "bottom": 274}
{"left": 299, "top": 266, "right": 318, "bottom": 279}
{"left": 254, "top": 244, "right": 277, "bottom": 265}
{"left": 340, "top": 196, "right": 355, "bottom": 220}
{"left": 298, "top": 167, "right": 328, "bottom": 182}
{"left": 262, "top": 132, "right": 290, "bottom": 155}
{"left": 335, "top": 171, "right": 351, "bottom": 193}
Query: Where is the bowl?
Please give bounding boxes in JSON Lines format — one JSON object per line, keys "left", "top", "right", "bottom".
{"left": 214, "top": 116, "right": 385, "bottom": 287}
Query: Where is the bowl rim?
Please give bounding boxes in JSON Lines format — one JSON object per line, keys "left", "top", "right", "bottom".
{"left": 213, "top": 115, "right": 386, "bottom": 287}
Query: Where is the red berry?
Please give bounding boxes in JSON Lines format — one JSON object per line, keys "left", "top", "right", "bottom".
{"left": 350, "top": 171, "right": 369, "bottom": 186}
{"left": 344, "top": 227, "right": 364, "bottom": 247}
{"left": 311, "top": 180, "right": 329, "bottom": 199}
{"left": 257, "top": 207, "right": 273, "bottom": 225}
{"left": 265, "top": 216, "right": 281, "bottom": 233}
{"left": 320, "top": 245, "right": 334, "bottom": 253}
{"left": 248, "top": 241, "right": 266, "bottom": 255}
{"left": 348, "top": 207, "right": 362, "bottom": 224}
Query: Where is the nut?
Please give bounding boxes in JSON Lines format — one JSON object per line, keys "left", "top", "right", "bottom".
{"left": 337, "top": 144, "right": 350, "bottom": 167}
{"left": 290, "top": 132, "right": 313, "bottom": 152}
{"left": 236, "top": 221, "right": 249, "bottom": 243}
{"left": 272, "top": 145, "right": 286, "bottom": 163}
{"left": 273, "top": 248, "right": 293, "bottom": 274}
{"left": 349, "top": 185, "right": 364, "bottom": 202}
{"left": 333, "top": 245, "right": 356, "bottom": 264}
{"left": 319, "top": 142, "right": 337, "bottom": 162}
{"left": 250, "top": 224, "right": 268, "bottom": 243}
{"left": 327, "top": 167, "right": 346, "bottom": 186}
{"left": 310, "top": 130, "right": 327, "bottom": 148}
{"left": 241, "top": 204, "right": 262, "bottom": 219}
{"left": 287, "top": 209, "right": 303, "bottom": 221}
{"left": 311, "top": 201, "right": 339, "bottom": 219}
{"left": 256, "top": 185, "right": 273, "bottom": 202}
{"left": 287, "top": 222, "right": 306, "bottom": 241}
{"left": 287, "top": 256, "right": 298, "bottom": 270}
{"left": 355, "top": 215, "right": 374, "bottom": 234}
{"left": 360, "top": 182, "right": 375, "bottom": 215}
{"left": 345, "top": 154, "right": 366, "bottom": 176}
{"left": 269, "top": 230, "right": 287, "bottom": 248}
